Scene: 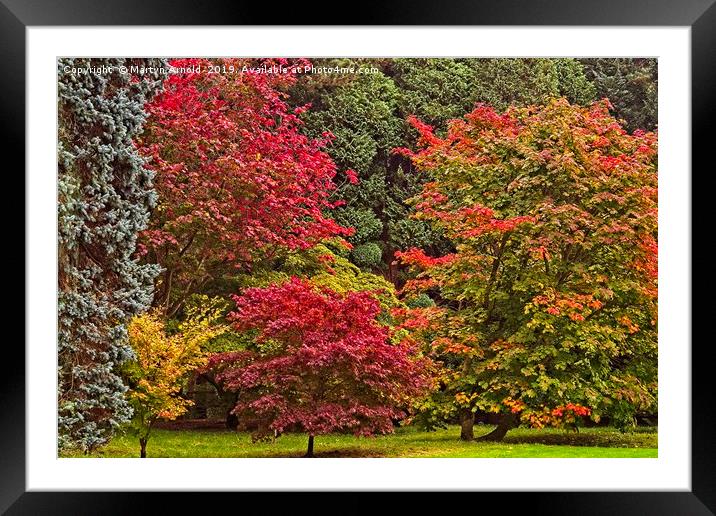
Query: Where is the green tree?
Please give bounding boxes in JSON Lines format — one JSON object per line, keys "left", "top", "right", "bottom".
{"left": 581, "top": 58, "right": 657, "bottom": 131}
{"left": 301, "top": 65, "right": 401, "bottom": 176}
{"left": 391, "top": 58, "right": 595, "bottom": 129}
{"left": 297, "top": 63, "right": 405, "bottom": 272}
{"left": 390, "top": 58, "right": 478, "bottom": 131}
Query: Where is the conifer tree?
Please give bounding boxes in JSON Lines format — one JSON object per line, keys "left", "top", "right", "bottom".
{"left": 58, "top": 58, "right": 165, "bottom": 452}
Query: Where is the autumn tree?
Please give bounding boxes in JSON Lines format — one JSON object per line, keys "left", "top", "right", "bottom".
{"left": 210, "top": 278, "right": 432, "bottom": 457}
{"left": 124, "top": 298, "right": 227, "bottom": 457}
{"left": 196, "top": 241, "right": 403, "bottom": 429}
{"left": 138, "top": 58, "right": 349, "bottom": 316}
{"left": 58, "top": 58, "right": 165, "bottom": 452}
{"left": 397, "top": 99, "right": 657, "bottom": 441}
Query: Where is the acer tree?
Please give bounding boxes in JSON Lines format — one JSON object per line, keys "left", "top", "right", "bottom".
{"left": 137, "top": 58, "right": 350, "bottom": 316}
{"left": 124, "top": 298, "right": 227, "bottom": 457}
{"left": 196, "top": 242, "right": 403, "bottom": 429}
{"left": 210, "top": 278, "right": 432, "bottom": 457}
{"left": 397, "top": 99, "right": 657, "bottom": 440}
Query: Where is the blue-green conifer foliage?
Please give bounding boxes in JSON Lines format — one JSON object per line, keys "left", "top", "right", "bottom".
{"left": 57, "top": 58, "right": 165, "bottom": 452}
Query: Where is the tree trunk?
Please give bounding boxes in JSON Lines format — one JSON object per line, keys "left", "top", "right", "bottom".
{"left": 305, "top": 435, "right": 315, "bottom": 458}
{"left": 477, "top": 413, "right": 518, "bottom": 442}
{"left": 225, "top": 392, "right": 240, "bottom": 430}
{"left": 226, "top": 411, "right": 239, "bottom": 430}
{"left": 139, "top": 437, "right": 147, "bottom": 458}
{"left": 199, "top": 372, "right": 239, "bottom": 430}
{"left": 460, "top": 410, "right": 475, "bottom": 441}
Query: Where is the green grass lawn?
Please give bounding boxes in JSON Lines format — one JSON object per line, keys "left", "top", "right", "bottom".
{"left": 61, "top": 424, "right": 657, "bottom": 458}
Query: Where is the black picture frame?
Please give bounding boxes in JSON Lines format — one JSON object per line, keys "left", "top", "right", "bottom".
{"left": 5, "top": 1, "right": 713, "bottom": 513}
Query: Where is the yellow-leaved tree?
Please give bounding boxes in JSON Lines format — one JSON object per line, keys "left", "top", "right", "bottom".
{"left": 124, "top": 297, "right": 227, "bottom": 457}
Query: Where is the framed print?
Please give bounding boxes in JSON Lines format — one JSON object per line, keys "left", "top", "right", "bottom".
{"left": 5, "top": 0, "right": 714, "bottom": 513}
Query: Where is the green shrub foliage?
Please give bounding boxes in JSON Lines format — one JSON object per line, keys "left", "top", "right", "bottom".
{"left": 350, "top": 242, "right": 384, "bottom": 270}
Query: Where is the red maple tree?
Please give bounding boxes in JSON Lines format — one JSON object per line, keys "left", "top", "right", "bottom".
{"left": 137, "top": 58, "right": 351, "bottom": 315}
{"left": 209, "top": 277, "right": 432, "bottom": 457}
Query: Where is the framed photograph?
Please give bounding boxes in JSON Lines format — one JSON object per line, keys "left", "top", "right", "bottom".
{"left": 6, "top": 0, "right": 713, "bottom": 513}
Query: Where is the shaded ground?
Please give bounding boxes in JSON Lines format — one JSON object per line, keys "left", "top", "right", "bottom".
{"left": 60, "top": 424, "right": 657, "bottom": 459}
{"left": 153, "top": 419, "right": 228, "bottom": 431}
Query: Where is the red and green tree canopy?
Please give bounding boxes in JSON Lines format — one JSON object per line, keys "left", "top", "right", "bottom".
{"left": 396, "top": 98, "right": 657, "bottom": 435}
{"left": 210, "top": 277, "right": 433, "bottom": 456}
